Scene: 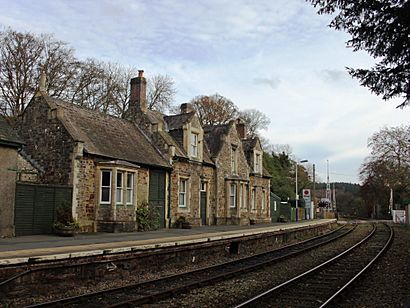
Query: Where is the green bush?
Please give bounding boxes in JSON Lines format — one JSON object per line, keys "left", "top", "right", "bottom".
{"left": 53, "top": 201, "right": 79, "bottom": 230}
{"left": 136, "top": 203, "right": 160, "bottom": 231}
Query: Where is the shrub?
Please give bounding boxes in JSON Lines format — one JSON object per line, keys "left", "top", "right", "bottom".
{"left": 136, "top": 202, "right": 160, "bottom": 231}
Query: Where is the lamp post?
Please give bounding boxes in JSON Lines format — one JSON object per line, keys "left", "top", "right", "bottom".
{"left": 295, "top": 159, "right": 308, "bottom": 222}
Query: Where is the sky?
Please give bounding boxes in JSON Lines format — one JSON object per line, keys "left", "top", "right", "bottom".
{"left": 1, "top": 0, "right": 408, "bottom": 183}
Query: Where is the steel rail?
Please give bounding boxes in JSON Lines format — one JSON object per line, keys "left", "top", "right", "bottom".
{"left": 320, "top": 223, "right": 394, "bottom": 307}
{"left": 234, "top": 223, "right": 392, "bottom": 308}
{"left": 25, "top": 224, "right": 353, "bottom": 308}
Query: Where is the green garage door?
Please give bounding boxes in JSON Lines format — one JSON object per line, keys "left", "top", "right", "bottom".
{"left": 149, "top": 170, "right": 166, "bottom": 229}
{"left": 15, "top": 183, "right": 72, "bottom": 236}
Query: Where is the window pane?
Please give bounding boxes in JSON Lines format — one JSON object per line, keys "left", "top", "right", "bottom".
{"left": 179, "top": 179, "right": 187, "bottom": 207}
{"left": 116, "top": 189, "right": 122, "bottom": 203}
{"left": 102, "top": 171, "right": 111, "bottom": 186}
{"left": 127, "top": 173, "right": 133, "bottom": 188}
{"left": 126, "top": 190, "right": 132, "bottom": 203}
{"left": 102, "top": 187, "right": 110, "bottom": 202}
{"left": 117, "top": 172, "right": 123, "bottom": 188}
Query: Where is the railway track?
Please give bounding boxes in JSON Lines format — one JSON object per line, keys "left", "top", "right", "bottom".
{"left": 235, "top": 223, "right": 393, "bottom": 308}
{"left": 25, "top": 224, "right": 355, "bottom": 308}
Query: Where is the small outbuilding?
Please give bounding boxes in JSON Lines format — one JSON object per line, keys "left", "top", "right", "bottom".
{"left": 0, "top": 116, "right": 24, "bottom": 237}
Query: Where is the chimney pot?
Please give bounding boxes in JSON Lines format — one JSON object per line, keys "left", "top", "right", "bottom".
{"left": 236, "top": 118, "right": 247, "bottom": 139}
{"left": 180, "top": 103, "right": 194, "bottom": 114}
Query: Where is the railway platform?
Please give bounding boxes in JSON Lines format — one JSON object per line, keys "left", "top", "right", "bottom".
{"left": 0, "top": 219, "right": 336, "bottom": 266}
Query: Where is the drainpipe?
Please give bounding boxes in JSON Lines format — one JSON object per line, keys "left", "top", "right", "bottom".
{"left": 167, "top": 170, "right": 172, "bottom": 228}
{"left": 214, "top": 159, "right": 219, "bottom": 225}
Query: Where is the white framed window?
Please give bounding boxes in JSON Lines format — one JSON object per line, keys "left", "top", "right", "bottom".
{"left": 255, "top": 153, "right": 261, "bottom": 173}
{"left": 100, "top": 170, "right": 112, "bottom": 204}
{"left": 190, "top": 133, "right": 198, "bottom": 157}
{"left": 239, "top": 184, "right": 243, "bottom": 209}
{"left": 116, "top": 171, "right": 124, "bottom": 204}
{"left": 126, "top": 173, "right": 134, "bottom": 205}
{"left": 230, "top": 183, "right": 237, "bottom": 208}
{"left": 179, "top": 178, "right": 188, "bottom": 207}
{"left": 251, "top": 188, "right": 256, "bottom": 210}
{"left": 231, "top": 146, "right": 237, "bottom": 174}
{"left": 262, "top": 190, "right": 265, "bottom": 210}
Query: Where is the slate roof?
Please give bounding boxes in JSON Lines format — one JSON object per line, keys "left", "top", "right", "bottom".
{"left": 0, "top": 116, "right": 23, "bottom": 147}
{"left": 164, "top": 112, "right": 195, "bottom": 130}
{"left": 43, "top": 96, "right": 171, "bottom": 169}
{"left": 242, "top": 138, "right": 258, "bottom": 162}
{"left": 203, "top": 124, "right": 231, "bottom": 158}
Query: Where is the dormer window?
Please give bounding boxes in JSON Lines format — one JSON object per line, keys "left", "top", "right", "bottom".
{"left": 190, "top": 132, "right": 198, "bottom": 157}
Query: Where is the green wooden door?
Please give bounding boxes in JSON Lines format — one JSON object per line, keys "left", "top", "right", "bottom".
{"left": 200, "top": 191, "right": 207, "bottom": 225}
{"left": 14, "top": 183, "right": 36, "bottom": 236}
{"left": 15, "top": 183, "right": 72, "bottom": 235}
{"left": 149, "top": 170, "right": 166, "bottom": 229}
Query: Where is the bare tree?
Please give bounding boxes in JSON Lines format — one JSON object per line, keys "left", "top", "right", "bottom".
{"left": 147, "top": 74, "right": 176, "bottom": 112}
{"left": 190, "top": 94, "right": 238, "bottom": 126}
{"left": 0, "top": 27, "right": 177, "bottom": 119}
{"left": 238, "top": 109, "right": 271, "bottom": 138}
{"left": 40, "top": 34, "right": 78, "bottom": 100}
{"left": 360, "top": 124, "right": 410, "bottom": 213}
{"left": 0, "top": 29, "right": 43, "bottom": 116}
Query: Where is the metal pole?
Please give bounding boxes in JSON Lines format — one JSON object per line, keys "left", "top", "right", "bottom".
{"left": 295, "top": 162, "right": 298, "bottom": 222}
{"left": 312, "top": 163, "right": 316, "bottom": 219}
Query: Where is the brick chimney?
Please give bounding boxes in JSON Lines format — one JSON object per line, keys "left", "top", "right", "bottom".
{"left": 236, "top": 118, "right": 247, "bottom": 139}
{"left": 130, "top": 70, "right": 147, "bottom": 114}
{"left": 180, "top": 103, "right": 194, "bottom": 114}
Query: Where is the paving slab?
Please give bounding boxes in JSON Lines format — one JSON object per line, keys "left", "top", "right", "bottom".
{"left": 0, "top": 219, "right": 336, "bottom": 265}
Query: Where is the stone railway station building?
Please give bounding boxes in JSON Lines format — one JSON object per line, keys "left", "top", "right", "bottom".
{"left": 1, "top": 71, "right": 271, "bottom": 236}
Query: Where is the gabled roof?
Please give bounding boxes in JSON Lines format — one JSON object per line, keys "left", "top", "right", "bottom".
{"left": 203, "top": 124, "right": 231, "bottom": 158}
{"left": 242, "top": 138, "right": 258, "bottom": 162}
{"left": 42, "top": 96, "right": 171, "bottom": 169}
{"left": 0, "top": 116, "right": 23, "bottom": 148}
{"left": 242, "top": 137, "right": 271, "bottom": 178}
{"left": 164, "top": 112, "right": 195, "bottom": 130}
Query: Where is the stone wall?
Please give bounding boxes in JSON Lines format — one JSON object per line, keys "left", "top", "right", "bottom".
{"left": 0, "top": 147, "right": 18, "bottom": 237}
{"left": 16, "top": 154, "right": 39, "bottom": 183}
{"left": 137, "top": 168, "right": 149, "bottom": 206}
{"left": 170, "top": 160, "right": 215, "bottom": 226}
{"left": 214, "top": 123, "right": 250, "bottom": 225}
{"left": 249, "top": 175, "right": 271, "bottom": 223}
{"left": 17, "top": 97, "right": 75, "bottom": 185}
{"left": 73, "top": 155, "right": 96, "bottom": 232}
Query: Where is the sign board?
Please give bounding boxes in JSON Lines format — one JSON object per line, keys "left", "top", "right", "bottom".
{"left": 302, "top": 189, "right": 310, "bottom": 197}
{"left": 303, "top": 189, "right": 311, "bottom": 209}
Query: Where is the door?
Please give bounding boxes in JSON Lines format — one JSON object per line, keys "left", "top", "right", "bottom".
{"left": 15, "top": 183, "right": 72, "bottom": 235}
{"left": 200, "top": 181, "right": 207, "bottom": 225}
{"left": 149, "top": 170, "right": 166, "bottom": 228}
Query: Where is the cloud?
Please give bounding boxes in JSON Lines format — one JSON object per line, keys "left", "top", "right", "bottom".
{"left": 253, "top": 76, "right": 281, "bottom": 90}
{"left": 1, "top": 0, "right": 409, "bottom": 184}
{"left": 320, "top": 69, "right": 348, "bottom": 82}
